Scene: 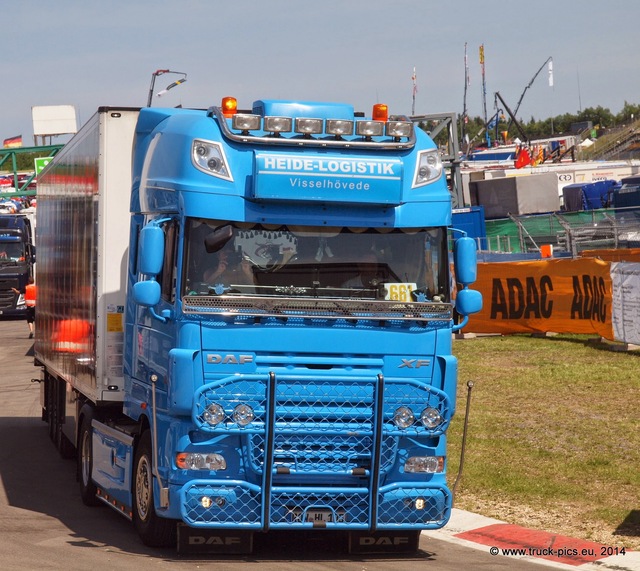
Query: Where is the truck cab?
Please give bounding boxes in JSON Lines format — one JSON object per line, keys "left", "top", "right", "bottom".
{"left": 0, "top": 214, "right": 35, "bottom": 316}
{"left": 125, "top": 99, "right": 481, "bottom": 551}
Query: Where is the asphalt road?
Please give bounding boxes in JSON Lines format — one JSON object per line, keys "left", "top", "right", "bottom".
{"left": 0, "top": 317, "right": 556, "bottom": 570}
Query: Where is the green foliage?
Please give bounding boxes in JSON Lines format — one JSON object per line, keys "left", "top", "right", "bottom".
{"left": 0, "top": 148, "right": 59, "bottom": 174}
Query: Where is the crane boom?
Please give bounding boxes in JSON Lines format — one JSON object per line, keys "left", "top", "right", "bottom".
{"left": 495, "top": 91, "right": 529, "bottom": 144}
{"left": 507, "top": 56, "right": 552, "bottom": 131}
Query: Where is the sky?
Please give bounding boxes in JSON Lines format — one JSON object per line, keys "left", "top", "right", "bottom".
{"left": 2, "top": 0, "right": 638, "bottom": 146}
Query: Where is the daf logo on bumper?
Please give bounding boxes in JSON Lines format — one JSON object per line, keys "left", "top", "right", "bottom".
{"left": 207, "top": 354, "right": 254, "bottom": 365}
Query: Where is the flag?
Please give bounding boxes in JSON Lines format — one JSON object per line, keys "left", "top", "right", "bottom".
{"left": 515, "top": 146, "right": 532, "bottom": 169}
{"left": 3, "top": 135, "right": 22, "bottom": 148}
{"left": 479, "top": 44, "right": 485, "bottom": 65}
{"left": 548, "top": 59, "right": 554, "bottom": 87}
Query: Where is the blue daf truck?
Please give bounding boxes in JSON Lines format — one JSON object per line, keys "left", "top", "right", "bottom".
{"left": 34, "top": 98, "right": 481, "bottom": 554}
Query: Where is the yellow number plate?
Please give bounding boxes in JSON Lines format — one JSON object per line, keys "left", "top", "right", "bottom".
{"left": 385, "top": 282, "right": 417, "bottom": 302}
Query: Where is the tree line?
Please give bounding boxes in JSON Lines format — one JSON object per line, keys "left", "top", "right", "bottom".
{"left": 458, "top": 101, "right": 640, "bottom": 147}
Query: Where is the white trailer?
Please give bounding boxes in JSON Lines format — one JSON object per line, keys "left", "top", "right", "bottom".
{"left": 34, "top": 107, "right": 139, "bottom": 454}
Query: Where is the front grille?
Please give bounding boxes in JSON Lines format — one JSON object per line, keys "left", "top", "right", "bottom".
{"left": 182, "top": 481, "right": 262, "bottom": 527}
{"left": 183, "top": 294, "right": 453, "bottom": 324}
{"left": 376, "top": 485, "right": 449, "bottom": 526}
{"left": 193, "top": 374, "right": 451, "bottom": 477}
{"left": 0, "top": 282, "right": 17, "bottom": 310}
{"left": 179, "top": 481, "right": 450, "bottom": 528}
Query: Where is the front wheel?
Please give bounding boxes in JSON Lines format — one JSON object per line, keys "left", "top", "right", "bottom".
{"left": 132, "top": 430, "right": 176, "bottom": 547}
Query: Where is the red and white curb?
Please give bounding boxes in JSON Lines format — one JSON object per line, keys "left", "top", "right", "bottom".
{"left": 421, "top": 508, "right": 640, "bottom": 570}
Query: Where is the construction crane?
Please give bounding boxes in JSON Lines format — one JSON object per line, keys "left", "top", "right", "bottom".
{"left": 495, "top": 91, "right": 529, "bottom": 145}
{"left": 506, "top": 56, "right": 552, "bottom": 133}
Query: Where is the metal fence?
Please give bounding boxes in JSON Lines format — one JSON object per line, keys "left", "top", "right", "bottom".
{"left": 478, "top": 206, "right": 640, "bottom": 257}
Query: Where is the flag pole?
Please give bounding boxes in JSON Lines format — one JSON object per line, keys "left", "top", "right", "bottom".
{"left": 479, "top": 44, "right": 487, "bottom": 129}
{"left": 462, "top": 43, "right": 470, "bottom": 146}
{"left": 411, "top": 67, "right": 417, "bottom": 116}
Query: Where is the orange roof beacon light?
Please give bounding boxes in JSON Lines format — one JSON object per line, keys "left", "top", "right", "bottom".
{"left": 221, "top": 97, "right": 238, "bottom": 117}
{"left": 372, "top": 103, "right": 389, "bottom": 122}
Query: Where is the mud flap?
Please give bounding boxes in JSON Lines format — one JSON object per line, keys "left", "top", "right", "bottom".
{"left": 176, "top": 525, "right": 254, "bottom": 554}
{"left": 348, "top": 530, "right": 421, "bottom": 554}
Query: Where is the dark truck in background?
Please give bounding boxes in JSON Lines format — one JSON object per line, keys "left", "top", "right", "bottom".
{"left": 0, "top": 214, "right": 35, "bottom": 316}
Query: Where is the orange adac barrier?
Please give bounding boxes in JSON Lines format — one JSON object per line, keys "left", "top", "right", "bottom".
{"left": 581, "top": 248, "right": 640, "bottom": 262}
{"left": 466, "top": 258, "right": 614, "bottom": 339}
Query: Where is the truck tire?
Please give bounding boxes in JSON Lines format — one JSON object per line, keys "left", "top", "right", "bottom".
{"left": 78, "top": 412, "right": 100, "bottom": 506}
{"left": 132, "top": 430, "right": 176, "bottom": 547}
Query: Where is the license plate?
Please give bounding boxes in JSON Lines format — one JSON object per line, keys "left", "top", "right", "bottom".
{"left": 292, "top": 508, "right": 345, "bottom": 523}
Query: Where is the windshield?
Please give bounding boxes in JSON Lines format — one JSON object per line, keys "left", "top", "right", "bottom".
{"left": 182, "top": 220, "right": 450, "bottom": 303}
{"left": 0, "top": 241, "right": 25, "bottom": 262}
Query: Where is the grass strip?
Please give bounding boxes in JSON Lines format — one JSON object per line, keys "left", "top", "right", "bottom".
{"left": 448, "top": 333, "right": 640, "bottom": 548}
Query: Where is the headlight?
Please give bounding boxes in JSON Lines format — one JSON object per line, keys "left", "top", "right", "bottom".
{"left": 413, "top": 149, "right": 442, "bottom": 187}
{"left": 232, "top": 113, "right": 261, "bottom": 131}
{"left": 356, "top": 120, "right": 384, "bottom": 138}
{"left": 295, "top": 118, "right": 323, "bottom": 135}
{"left": 421, "top": 407, "right": 443, "bottom": 429}
{"left": 203, "top": 402, "right": 225, "bottom": 426}
{"left": 393, "top": 406, "right": 415, "bottom": 429}
{"left": 326, "top": 119, "right": 354, "bottom": 136}
{"left": 404, "top": 456, "right": 444, "bottom": 473}
{"left": 192, "top": 139, "right": 233, "bottom": 181}
{"left": 386, "top": 121, "right": 413, "bottom": 138}
{"left": 176, "top": 452, "right": 227, "bottom": 471}
{"left": 263, "top": 116, "right": 292, "bottom": 134}
{"left": 232, "top": 404, "right": 255, "bottom": 426}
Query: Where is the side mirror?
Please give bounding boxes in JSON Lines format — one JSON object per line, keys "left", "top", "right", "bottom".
{"left": 455, "top": 287, "right": 483, "bottom": 316}
{"left": 133, "top": 280, "right": 161, "bottom": 307}
{"left": 138, "top": 225, "right": 165, "bottom": 276}
{"left": 453, "top": 235, "right": 477, "bottom": 287}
